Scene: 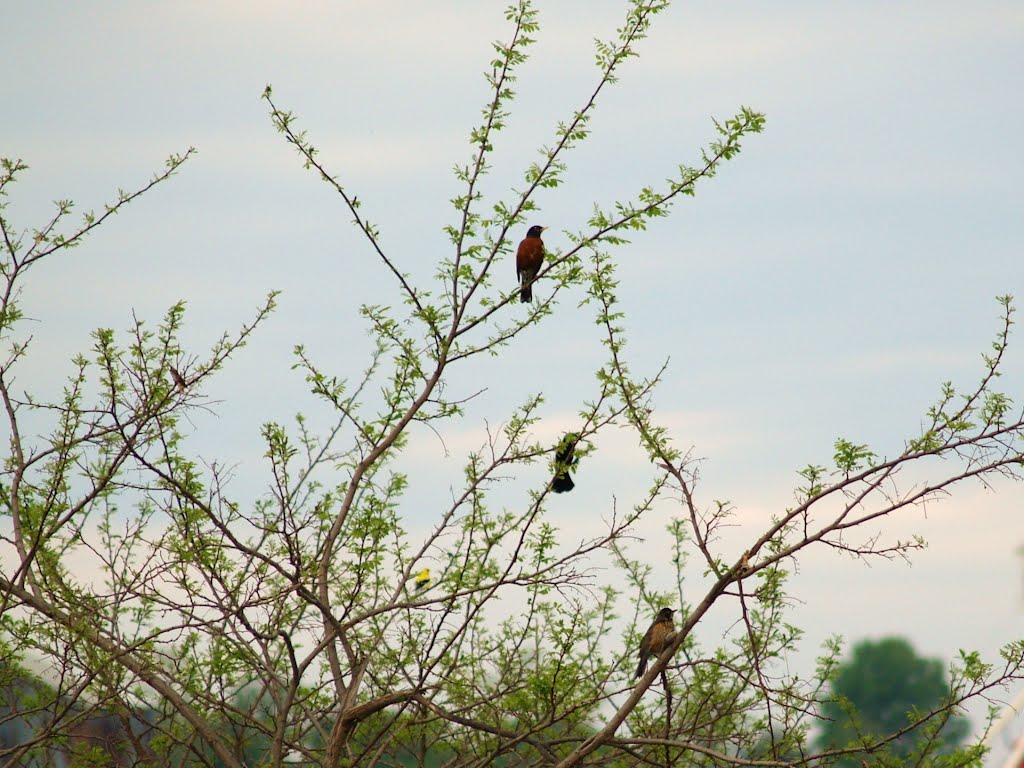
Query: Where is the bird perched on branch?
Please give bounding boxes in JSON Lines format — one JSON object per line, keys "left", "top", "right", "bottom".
{"left": 412, "top": 568, "right": 431, "bottom": 594}
{"left": 551, "top": 432, "right": 579, "bottom": 493}
{"left": 516, "top": 225, "right": 546, "bottom": 303}
{"left": 170, "top": 366, "right": 187, "bottom": 393}
{"left": 634, "top": 607, "right": 676, "bottom": 680}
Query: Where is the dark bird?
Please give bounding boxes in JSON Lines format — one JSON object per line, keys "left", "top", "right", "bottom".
{"left": 634, "top": 607, "right": 675, "bottom": 680}
{"left": 170, "top": 366, "right": 187, "bottom": 393}
{"left": 552, "top": 432, "right": 579, "bottom": 493}
{"left": 516, "top": 225, "right": 546, "bottom": 303}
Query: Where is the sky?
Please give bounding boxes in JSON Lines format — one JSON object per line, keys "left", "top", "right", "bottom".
{"left": 3, "top": 0, "right": 1024, "bottom": 754}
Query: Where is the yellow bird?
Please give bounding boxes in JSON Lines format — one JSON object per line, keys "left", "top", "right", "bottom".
{"left": 412, "top": 568, "right": 431, "bottom": 593}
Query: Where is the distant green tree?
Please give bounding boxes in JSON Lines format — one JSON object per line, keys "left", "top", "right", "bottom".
{"left": 817, "top": 637, "right": 970, "bottom": 766}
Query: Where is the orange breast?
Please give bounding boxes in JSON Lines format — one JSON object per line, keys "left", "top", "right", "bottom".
{"left": 516, "top": 237, "right": 545, "bottom": 272}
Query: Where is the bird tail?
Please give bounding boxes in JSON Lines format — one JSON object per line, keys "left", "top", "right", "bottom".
{"left": 552, "top": 472, "right": 574, "bottom": 493}
{"left": 519, "top": 285, "right": 532, "bottom": 303}
{"left": 634, "top": 657, "right": 647, "bottom": 680}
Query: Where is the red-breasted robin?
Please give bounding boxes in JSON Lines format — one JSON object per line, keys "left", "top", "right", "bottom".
{"left": 516, "top": 225, "right": 546, "bottom": 303}
{"left": 551, "top": 432, "right": 579, "bottom": 493}
{"left": 634, "top": 607, "right": 675, "bottom": 679}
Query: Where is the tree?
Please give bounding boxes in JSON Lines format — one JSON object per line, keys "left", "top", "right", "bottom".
{"left": 817, "top": 637, "right": 971, "bottom": 767}
{"left": 1, "top": 1, "right": 1024, "bottom": 767}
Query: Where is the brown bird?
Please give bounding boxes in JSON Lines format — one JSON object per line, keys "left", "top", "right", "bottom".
{"left": 170, "top": 366, "right": 187, "bottom": 393}
{"left": 515, "top": 225, "right": 546, "bottom": 303}
{"left": 634, "top": 607, "right": 675, "bottom": 679}
{"left": 551, "top": 432, "right": 579, "bottom": 493}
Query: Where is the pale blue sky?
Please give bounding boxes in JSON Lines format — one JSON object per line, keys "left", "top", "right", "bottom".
{"left": 4, "top": 0, "right": 1024, "bottom": 749}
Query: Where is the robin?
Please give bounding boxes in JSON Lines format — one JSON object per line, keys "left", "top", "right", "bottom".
{"left": 634, "top": 607, "right": 675, "bottom": 679}
{"left": 516, "top": 225, "right": 546, "bottom": 303}
{"left": 551, "top": 433, "right": 579, "bottom": 493}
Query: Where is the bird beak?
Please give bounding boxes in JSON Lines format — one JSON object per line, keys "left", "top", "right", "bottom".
{"left": 541, "top": 226, "right": 548, "bottom": 232}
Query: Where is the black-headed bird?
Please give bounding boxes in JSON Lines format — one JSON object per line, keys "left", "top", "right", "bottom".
{"left": 516, "top": 225, "right": 546, "bottom": 303}
{"left": 634, "top": 607, "right": 676, "bottom": 680}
